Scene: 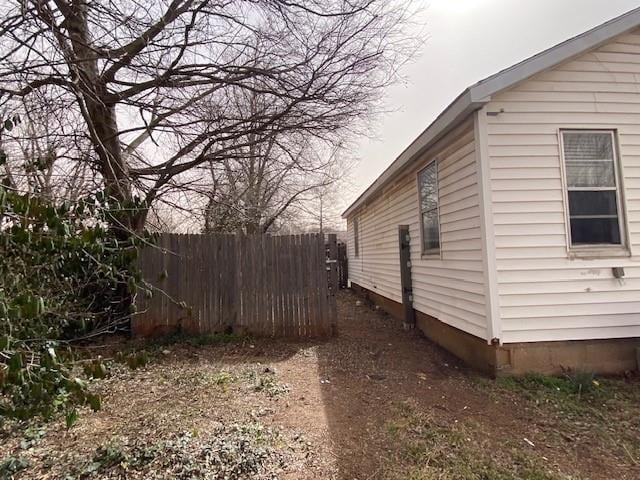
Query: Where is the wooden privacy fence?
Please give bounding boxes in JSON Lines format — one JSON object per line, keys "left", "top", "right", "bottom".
{"left": 133, "top": 233, "right": 338, "bottom": 339}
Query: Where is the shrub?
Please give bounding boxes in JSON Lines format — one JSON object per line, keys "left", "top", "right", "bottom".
{"left": 0, "top": 181, "right": 149, "bottom": 423}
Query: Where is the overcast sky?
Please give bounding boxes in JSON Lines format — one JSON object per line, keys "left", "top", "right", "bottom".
{"left": 345, "top": 0, "right": 640, "bottom": 209}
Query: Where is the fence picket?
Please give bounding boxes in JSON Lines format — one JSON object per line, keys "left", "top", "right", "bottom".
{"left": 292, "top": 235, "right": 300, "bottom": 337}
{"left": 274, "top": 235, "right": 283, "bottom": 336}
{"left": 301, "top": 235, "right": 311, "bottom": 338}
{"left": 312, "top": 234, "right": 320, "bottom": 337}
{"left": 316, "top": 234, "right": 328, "bottom": 337}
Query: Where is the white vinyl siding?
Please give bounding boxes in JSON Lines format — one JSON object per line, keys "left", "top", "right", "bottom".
{"left": 353, "top": 218, "right": 360, "bottom": 257}
{"left": 347, "top": 119, "right": 488, "bottom": 339}
{"left": 486, "top": 27, "right": 640, "bottom": 343}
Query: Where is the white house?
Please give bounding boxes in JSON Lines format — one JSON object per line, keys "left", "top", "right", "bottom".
{"left": 343, "top": 7, "right": 640, "bottom": 375}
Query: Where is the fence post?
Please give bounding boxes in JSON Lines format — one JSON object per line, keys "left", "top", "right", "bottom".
{"left": 327, "top": 233, "right": 338, "bottom": 335}
{"left": 337, "top": 242, "right": 348, "bottom": 288}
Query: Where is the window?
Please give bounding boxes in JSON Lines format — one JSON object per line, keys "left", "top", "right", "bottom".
{"left": 561, "top": 130, "right": 625, "bottom": 247}
{"left": 353, "top": 218, "right": 360, "bottom": 257}
{"left": 418, "top": 161, "right": 440, "bottom": 254}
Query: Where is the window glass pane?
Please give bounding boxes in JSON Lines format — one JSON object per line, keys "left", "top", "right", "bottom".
{"left": 563, "top": 131, "right": 623, "bottom": 247}
{"left": 421, "top": 192, "right": 438, "bottom": 211}
{"left": 422, "top": 211, "right": 440, "bottom": 251}
{"left": 419, "top": 163, "right": 437, "bottom": 212}
{"left": 353, "top": 219, "right": 359, "bottom": 256}
{"left": 568, "top": 191, "right": 618, "bottom": 217}
{"left": 563, "top": 132, "right": 613, "bottom": 162}
{"left": 419, "top": 162, "right": 439, "bottom": 252}
{"left": 570, "top": 217, "right": 621, "bottom": 245}
{"left": 566, "top": 160, "right": 615, "bottom": 188}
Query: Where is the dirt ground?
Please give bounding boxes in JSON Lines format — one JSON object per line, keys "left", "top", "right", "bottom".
{"left": 2, "top": 290, "right": 640, "bottom": 479}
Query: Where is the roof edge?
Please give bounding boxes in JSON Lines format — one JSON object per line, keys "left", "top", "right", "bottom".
{"left": 342, "top": 90, "right": 485, "bottom": 218}
{"left": 469, "top": 6, "right": 640, "bottom": 101}
{"left": 342, "top": 6, "right": 640, "bottom": 220}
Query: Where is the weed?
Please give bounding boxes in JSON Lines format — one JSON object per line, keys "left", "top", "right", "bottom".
{"left": 67, "top": 424, "right": 285, "bottom": 479}
{"left": 152, "top": 330, "right": 249, "bottom": 348}
{"left": 255, "top": 377, "right": 290, "bottom": 397}
{"left": 19, "top": 424, "right": 47, "bottom": 450}
{"left": 0, "top": 455, "right": 30, "bottom": 479}
{"left": 82, "top": 440, "right": 128, "bottom": 475}
{"left": 247, "top": 371, "right": 290, "bottom": 397}
{"left": 565, "top": 370, "right": 597, "bottom": 396}
{"left": 212, "top": 370, "right": 236, "bottom": 386}
{"left": 112, "top": 350, "right": 150, "bottom": 370}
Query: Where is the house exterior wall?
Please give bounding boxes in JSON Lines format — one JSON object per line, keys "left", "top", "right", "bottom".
{"left": 486, "top": 27, "right": 640, "bottom": 344}
{"left": 347, "top": 118, "right": 489, "bottom": 340}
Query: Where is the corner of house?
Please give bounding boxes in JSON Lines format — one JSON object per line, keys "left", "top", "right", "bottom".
{"left": 473, "top": 105, "right": 502, "bottom": 346}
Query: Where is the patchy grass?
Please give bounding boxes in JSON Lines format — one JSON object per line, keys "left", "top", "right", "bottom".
{"left": 0, "top": 365, "right": 309, "bottom": 479}
{"left": 1, "top": 291, "right": 638, "bottom": 479}
{"left": 170, "top": 369, "right": 238, "bottom": 390}
{"left": 383, "top": 400, "right": 562, "bottom": 480}
{"left": 490, "top": 372, "right": 640, "bottom": 467}
{"left": 0, "top": 339, "right": 319, "bottom": 479}
{"left": 169, "top": 365, "right": 290, "bottom": 397}
{"left": 496, "top": 371, "right": 603, "bottom": 402}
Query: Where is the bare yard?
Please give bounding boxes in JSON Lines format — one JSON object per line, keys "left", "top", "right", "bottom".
{"left": 2, "top": 291, "right": 639, "bottom": 479}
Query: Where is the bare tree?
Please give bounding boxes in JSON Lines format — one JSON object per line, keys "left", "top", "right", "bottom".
{"left": 0, "top": 0, "right": 415, "bottom": 232}
{"left": 201, "top": 86, "right": 349, "bottom": 234}
{"left": 203, "top": 140, "right": 343, "bottom": 234}
{"left": 1, "top": 93, "right": 97, "bottom": 200}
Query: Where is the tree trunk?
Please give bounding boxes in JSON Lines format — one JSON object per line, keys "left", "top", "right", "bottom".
{"left": 67, "top": 1, "right": 134, "bottom": 232}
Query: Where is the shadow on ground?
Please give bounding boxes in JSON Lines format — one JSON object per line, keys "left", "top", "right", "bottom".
{"left": 315, "top": 290, "right": 472, "bottom": 478}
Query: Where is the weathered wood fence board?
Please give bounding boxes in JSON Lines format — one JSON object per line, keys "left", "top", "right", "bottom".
{"left": 133, "top": 233, "right": 337, "bottom": 338}
{"left": 337, "top": 242, "right": 348, "bottom": 289}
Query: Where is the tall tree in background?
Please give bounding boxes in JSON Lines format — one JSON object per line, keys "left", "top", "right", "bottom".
{"left": 202, "top": 88, "right": 347, "bottom": 234}
{"left": 0, "top": 0, "right": 415, "bottom": 232}
{"left": 203, "top": 137, "right": 343, "bottom": 234}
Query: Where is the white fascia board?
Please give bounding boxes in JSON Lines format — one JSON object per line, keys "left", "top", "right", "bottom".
{"left": 342, "top": 90, "right": 486, "bottom": 218}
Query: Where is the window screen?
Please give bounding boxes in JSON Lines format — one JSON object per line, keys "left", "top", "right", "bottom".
{"left": 418, "top": 161, "right": 440, "bottom": 253}
{"left": 562, "top": 131, "right": 622, "bottom": 246}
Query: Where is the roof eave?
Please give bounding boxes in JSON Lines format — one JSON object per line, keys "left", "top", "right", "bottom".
{"left": 342, "top": 90, "right": 487, "bottom": 218}
{"left": 342, "top": 6, "right": 640, "bottom": 221}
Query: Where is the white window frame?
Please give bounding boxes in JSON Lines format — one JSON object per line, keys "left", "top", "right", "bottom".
{"left": 558, "top": 128, "right": 629, "bottom": 257}
{"left": 417, "top": 159, "right": 442, "bottom": 257}
{"left": 353, "top": 217, "right": 360, "bottom": 257}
